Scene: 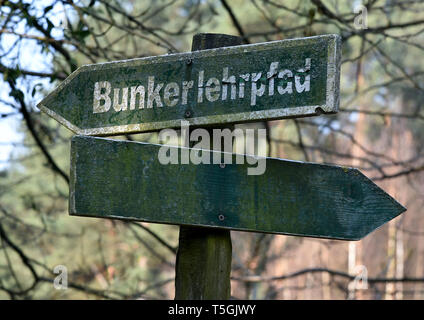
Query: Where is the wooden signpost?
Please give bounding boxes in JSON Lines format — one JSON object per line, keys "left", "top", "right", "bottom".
{"left": 174, "top": 34, "right": 240, "bottom": 300}
{"left": 39, "top": 33, "right": 406, "bottom": 300}
{"left": 70, "top": 135, "right": 406, "bottom": 241}
{"left": 37, "top": 34, "right": 340, "bottom": 136}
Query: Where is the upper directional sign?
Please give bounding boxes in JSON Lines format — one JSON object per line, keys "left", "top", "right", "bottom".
{"left": 38, "top": 34, "right": 341, "bottom": 136}
{"left": 70, "top": 136, "right": 405, "bottom": 240}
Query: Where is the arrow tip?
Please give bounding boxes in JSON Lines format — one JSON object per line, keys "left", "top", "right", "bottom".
{"left": 350, "top": 168, "right": 407, "bottom": 240}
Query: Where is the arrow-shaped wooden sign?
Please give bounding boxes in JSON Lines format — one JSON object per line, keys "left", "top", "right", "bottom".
{"left": 38, "top": 34, "right": 340, "bottom": 136}
{"left": 70, "top": 135, "right": 405, "bottom": 240}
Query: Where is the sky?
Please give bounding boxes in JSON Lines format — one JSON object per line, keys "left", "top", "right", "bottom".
{"left": 0, "top": 0, "right": 63, "bottom": 170}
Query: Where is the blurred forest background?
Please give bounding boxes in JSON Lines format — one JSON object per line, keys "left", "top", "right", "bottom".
{"left": 0, "top": 0, "right": 423, "bottom": 300}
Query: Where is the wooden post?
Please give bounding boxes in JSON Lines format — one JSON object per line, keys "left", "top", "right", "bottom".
{"left": 174, "top": 33, "right": 243, "bottom": 300}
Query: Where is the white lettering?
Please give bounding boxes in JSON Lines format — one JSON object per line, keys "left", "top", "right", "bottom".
{"left": 267, "top": 62, "right": 279, "bottom": 96}
{"left": 164, "top": 82, "right": 179, "bottom": 107}
{"left": 277, "top": 70, "right": 293, "bottom": 94}
{"left": 250, "top": 72, "right": 265, "bottom": 106}
{"left": 295, "top": 58, "right": 311, "bottom": 93}
{"left": 222, "top": 67, "right": 236, "bottom": 100}
{"left": 130, "top": 85, "right": 145, "bottom": 110}
{"left": 182, "top": 81, "right": 193, "bottom": 105}
{"left": 93, "top": 81, "right": 111, "bottom": 113}
{"left": 197, "top": 70, "right": 204, "bottom": 103}
{"left": 239, "top": 74, "right": 250, "bottom": 98}
{"left": 92, "top": 59, "right": 313, "bottom": 115}
{"left": 205, "top": 77, "right": 220, "bottom": 102}
{"left": 113, "top": 87, "right": 128, "bottom": 111}
{"left": 147, "top": 76, "right": 163, "bottom": 108}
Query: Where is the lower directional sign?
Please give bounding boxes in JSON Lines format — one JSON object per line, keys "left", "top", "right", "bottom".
{"left": 70, "top": 135, "right": 405, "bottom": 240}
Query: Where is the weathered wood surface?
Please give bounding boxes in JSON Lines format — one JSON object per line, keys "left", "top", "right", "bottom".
{"left": 38, "top": 34, "right": 340, "bottom": 136}
{"left": 175, "top": 33, "right": 236, "bottom": 300}
{"left": 175, "top": 226, "right": 232, "bottom": 300}
{"left": 70, "top": 135, "right": 406, "bottom": 241}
